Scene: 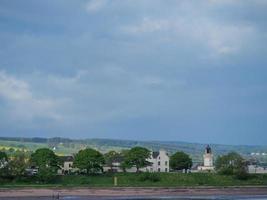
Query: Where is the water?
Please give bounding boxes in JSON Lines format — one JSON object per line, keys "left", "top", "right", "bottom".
{"left": 1, "top": 196, "right": 267, "bottom": 200}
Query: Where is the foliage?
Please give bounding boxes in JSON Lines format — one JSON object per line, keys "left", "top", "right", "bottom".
{"left": 73, "top": 148, "right": 105, "bottom": 174}
{"left": 7, "top": 153, "right": 29, "bottom": 177}
{"left": 36, "top": 167, "right": 56, "bottom": 183}
{"left": 0, "top": 151, "right": 8, "bottom": 167}
{"left": 170, "top": 151, "right": 192, "bottom": 171}
{"left": 215, "top": 152, "right": 249, "bottom": 179}
{"left": 30, "top": 148, "right": 60, "bottom": 171}
{"left": 119, "top": 150, "right": 129, "bottom": 172}
{"left": 123, "top": 147, "right": 151, "bottom": 172}
{"left": 0, "top": 151, "right": 8, "bottom": 161}
{"left": 104, "top": 150, "right": 121, "bottom": 172}
{"left": 139, "top": 172, "right": 161, "bottom": 182}
{"left": 0, "top": 151, "right": 8, "bottom": 177}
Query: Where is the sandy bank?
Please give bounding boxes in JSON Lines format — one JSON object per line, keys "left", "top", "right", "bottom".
{"left": 0, "top": 186, "right": 267, "bottom": 198}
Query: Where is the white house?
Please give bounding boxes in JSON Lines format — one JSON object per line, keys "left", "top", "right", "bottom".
{"left": 248, "top": 165, "right": 267, "bottom": 174}
{"left": 57, "top": 156, "right": 75, "bottom": 175}
{"left": 142, "top": 149, "right": 169, "bottom": 172}
{"left": 103, "top": 149, "right": 170, "bottom": 173}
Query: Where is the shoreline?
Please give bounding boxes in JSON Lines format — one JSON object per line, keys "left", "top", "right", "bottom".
{"left": 1, "top": 186, "right": 267, "bottom": 198}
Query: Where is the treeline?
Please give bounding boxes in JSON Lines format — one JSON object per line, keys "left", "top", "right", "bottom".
{"left": 0, "top": 137, "right": 74, "bottom": 144}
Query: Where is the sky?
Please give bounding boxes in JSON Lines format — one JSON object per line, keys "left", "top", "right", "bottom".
{"left": 0, "top": 0, "right": 267, "bottom": 145}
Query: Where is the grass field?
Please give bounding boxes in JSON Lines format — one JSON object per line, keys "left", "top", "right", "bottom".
{"left": 1, "top": 173, "right": 267, "bottom": 188}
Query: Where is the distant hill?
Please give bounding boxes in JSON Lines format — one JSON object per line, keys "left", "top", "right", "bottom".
{"left": 0, "top": 137, "right": 267, "bottom": 163}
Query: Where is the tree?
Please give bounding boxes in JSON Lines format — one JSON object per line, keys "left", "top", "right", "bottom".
{"left": 170, "top": 151, "right": 192, "bottom": 171}
{"left": 7, "top": 153, "right": 29, "bottom": 177}
{"left": 119, "top": 150, "right": 130, "bottom": 172}
{"left": 73, "top": 148, "right": 105, "bottom": 174}
{"left": 36, "top": 167, "right": 55, "bottom": 183}
{"left": 215, "top": 152, "right": 248, "bottom": 179}
{"left": 104, "top": 150, "right": 121, "bottom": 172}
{"left": 30, "top": 148, "right": 60, "bottom": 172}
{"left": 0, "top": 151, "right": 8, "bottom": 167}
{"left": 0, "top": 151, "right": 8, "bottom": 177}
{"left": 123, "top": 147, "right": 151, "bottom": 172}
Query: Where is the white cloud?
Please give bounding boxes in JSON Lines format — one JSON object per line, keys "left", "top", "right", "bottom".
{"left": 122, "top": 15, "right": 256, "bottom": 56}
{"left": 0, "top": 71, "right": 31, "bottom": 101}
{"left": 208, "top": 0, "right": 267, "bottom": 5}
{"left": 85, "top": 0, "right": 108, "bottom": 13}
{"left": 191, "top": 22, "right": 256, "bottom": 56}
{"left": 0, "top": 71, "right": 64, "bottom": 123}
{"left": 122, "top": 17, "right": 171, "bottom": 34}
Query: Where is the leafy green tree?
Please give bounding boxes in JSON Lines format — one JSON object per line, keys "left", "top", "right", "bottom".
{"left": 170, "top": 151, "right": 192, "bottom": 171}
{"left": 30, "top": 148, "right": 59, "bottom": 171}
{"left": 123, "top": 147, "right": 151, "bottom": 172}
{"left": 215, "top": 152, "right": 248, "bottom": 179}
{"left": 119, "top": 150, "right": 130, "bottom": 172}
{"left": 8, "top": 148, "right": 15, "bottom": 153}
{"left": 36, "top": 166, "right": 55, "bottom": 183}
{"left": 73, "top": 148, "right": 105, "bottom": 174}
{"left": 0, "top": 151, "right": 8, "bottom": 177}
{"left": 0, "top": 151, "right": 8, "bottom": 166}
{"left": 7, "top": 153, "right": 29, "bottom": 177}
{"left": 104, "top": 150, "right": 121, "bottom": 172}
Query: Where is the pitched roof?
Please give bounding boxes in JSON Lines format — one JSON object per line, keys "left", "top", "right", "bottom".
{"left": 152, "top": 152, "right": 159, "bottom": 159}
{"left": 60, "top": 156, "right": 74, "bottom": 162}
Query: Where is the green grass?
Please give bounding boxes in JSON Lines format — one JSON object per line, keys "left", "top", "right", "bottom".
{"left": 1, "top": 173, "right": 267, "bottom": 188}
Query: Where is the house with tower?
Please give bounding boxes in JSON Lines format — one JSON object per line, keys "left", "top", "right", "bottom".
{"left": 197, "top": 145, "right": 215, "bottom": 171}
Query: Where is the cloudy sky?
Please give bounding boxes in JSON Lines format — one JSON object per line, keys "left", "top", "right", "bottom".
{"left": 0, "top": 0, "right": 267, "bottom": 145}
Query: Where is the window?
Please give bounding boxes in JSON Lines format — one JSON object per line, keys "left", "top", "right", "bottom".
{"left": 165, "top": 168, "right": 168, "bottom": 172}
{"left": 69, "top": 163, "right": 72, "bottom": 168}
{"left": 158, "top": 168, "right": 161, "bottom": 172}
{"left": 159, "top": 157, "right": 160, "bottom": 159}
{"left": 158, "top": 161, "right": 160, "bottom": 166}
{"left": 165, "top": 161, "right": 168, "bottom": 166}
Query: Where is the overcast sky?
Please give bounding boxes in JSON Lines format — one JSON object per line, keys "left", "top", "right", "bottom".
{"left": 0, "top": 0, "right": 267, "bottom": 145}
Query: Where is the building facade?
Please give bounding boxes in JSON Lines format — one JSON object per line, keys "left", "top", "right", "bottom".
{"left": 58, "top": 156, "right": 75, "bottom": 175}
{"left": 143, "top": 149, "right": 169, "bottom": 172}
{"left": 103, "top": 149, "right": 170, "bottom": 173}
{"left": 197, "top": 145, "right": 215, "bottom": 171}
{"left": 248, "top": 165, "right": 267, "bottom": 174}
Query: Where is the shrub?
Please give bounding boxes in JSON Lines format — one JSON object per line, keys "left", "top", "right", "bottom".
{"left": 234, "top": 168, "right": 249, "bottom": 180}
{"left": 36, "top": 167, "right": 56, "bottom": 183}
{"left": 139, "top": 172, "right": 161, "bottom": 182}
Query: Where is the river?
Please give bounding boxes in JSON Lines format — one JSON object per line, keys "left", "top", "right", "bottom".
{"left": 1, "top": 196, "right": 267, "bottom": 200}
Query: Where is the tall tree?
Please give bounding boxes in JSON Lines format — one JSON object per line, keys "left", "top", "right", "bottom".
{"left": 215, "top": 152, "right": 248, "bottom": 179}
{"left": 0, "top": 151, "right": 8, "bottom": 167}
{"left": 0, "top": 151, "right": 8, "bottom": 177}
{"left": 124, "top": 147, "right": 151, "bottom": 172}
{"left": 8, "top": 153, "right": 29, "bottom": 177}
{"left": 104, "top": 150, "right": 121, "bottom": 172}
{"left": 30, "top": 148, "right": 59, "bottom": 172}
{"left": 119, "top": 150, "right": 130, "bottom": 172}
{"left": 73, "top": 148, "right": 105, "bottom": 174}
{"left": 170, "top": 151, "right": 192, "bottom": 171}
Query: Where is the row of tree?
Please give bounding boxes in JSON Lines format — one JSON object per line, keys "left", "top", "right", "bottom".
{"left": 0, "top": 147, "right": 193, "bottom": 177}
{"left": 0, "top": 146, "right": 249, "bottom": 182}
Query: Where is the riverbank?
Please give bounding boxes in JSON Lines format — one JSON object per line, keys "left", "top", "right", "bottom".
{"left": 1, "top": 187, "right": 267, "bottom": 198}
